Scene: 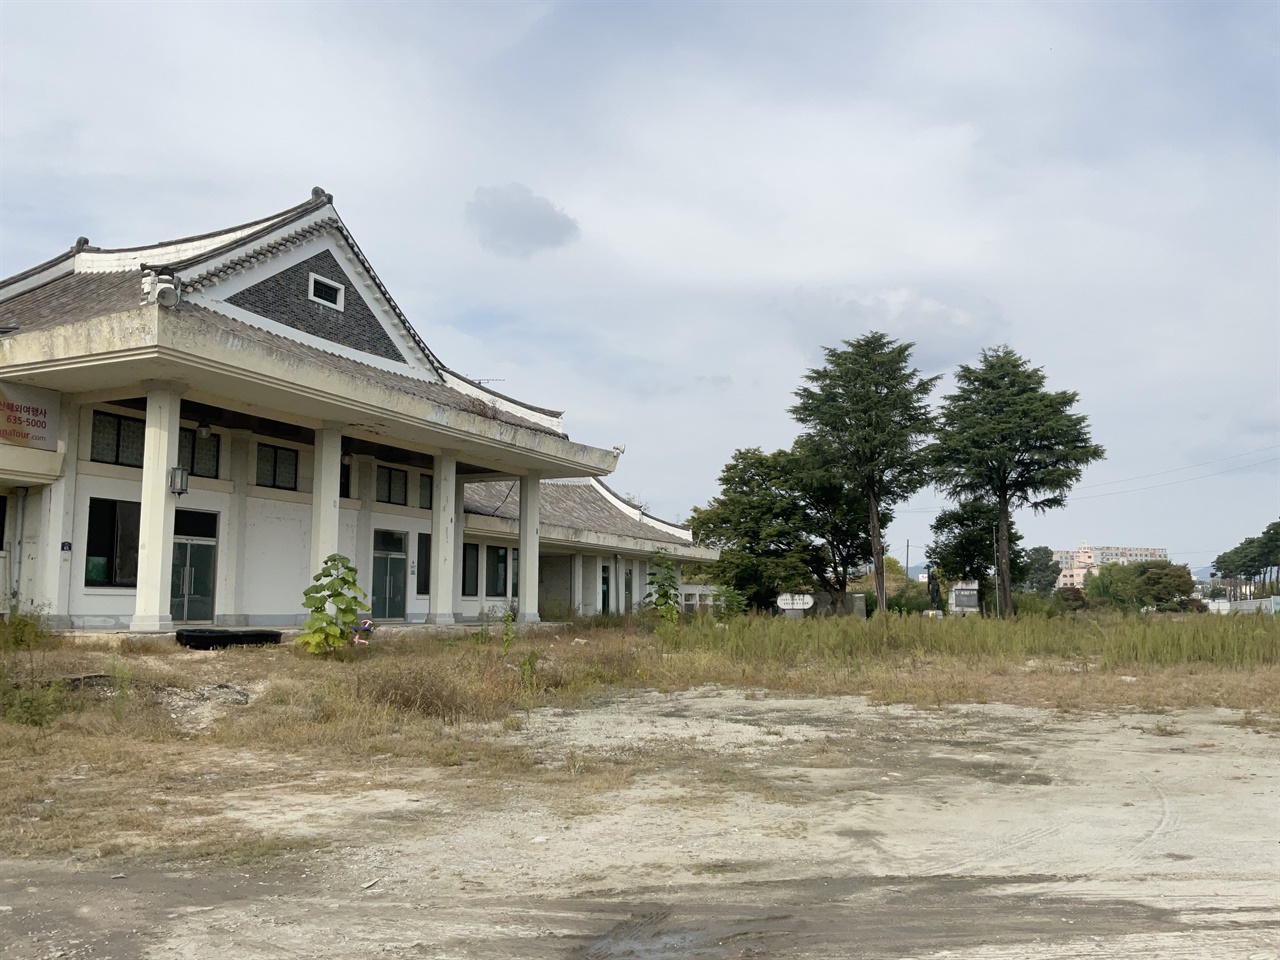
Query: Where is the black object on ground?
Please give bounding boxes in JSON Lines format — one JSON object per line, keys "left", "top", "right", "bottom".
{"left": 175, "top": 628, "right": 283, "bottom": 650}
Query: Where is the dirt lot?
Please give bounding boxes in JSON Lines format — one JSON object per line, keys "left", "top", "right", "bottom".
{"left": 2, "top": 687, "right": 1278, "bottom": 959}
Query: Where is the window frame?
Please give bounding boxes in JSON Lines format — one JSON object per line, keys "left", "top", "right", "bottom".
{"left": 418, "top": 473, "right": 433, "bottom": 510}
{"left": 375, "top": 465, "right": 409, "bottom": 506}
{"left": 462, "top": 543, "right": 480, "bottom": 597}
{"left": 84, "top": 497, "right": 141, "bottom": 588}
{"left": 177, "top": 427, "right": 221, "bottom": 479}
{"left": 308, "top": 273, "right": 345, "bottom": 311}
{"left": 256, "top": 443, "right": 299, "bottom": 491}
{"left": 89, "top": 410, "right": 146, "bottom": 468}
{"left": 416, "top": 532, "right": 431, "bottom": 595}
{"left": 485, "top": 545, "right": 508, "bottom": 598}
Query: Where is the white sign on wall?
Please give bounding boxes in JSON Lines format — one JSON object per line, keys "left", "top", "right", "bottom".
{"left": 0, "top": 382, "right": 60, "bottom": 452}
{"left": 777, "top": 593, "right": 815, "bottom": 610}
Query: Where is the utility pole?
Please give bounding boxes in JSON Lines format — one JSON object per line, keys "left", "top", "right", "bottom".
{"left": 902, "top": 539, "right": 910, "bottom": 609}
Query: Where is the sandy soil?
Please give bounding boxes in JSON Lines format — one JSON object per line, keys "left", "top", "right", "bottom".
{"left": 2, "top": 688, "right": 1278, "bottom": 959}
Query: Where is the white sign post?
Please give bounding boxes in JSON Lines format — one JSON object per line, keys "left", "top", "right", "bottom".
{"left": 0, "top": 383, "right": 60, "bottom": 453}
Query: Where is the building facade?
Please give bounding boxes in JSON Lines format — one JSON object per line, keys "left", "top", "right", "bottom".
{"left": 0, "top": 190, "right": 714, "bottom": 630}
{"left": 1053, "top": 541, "right": 1170, "bottom": 590}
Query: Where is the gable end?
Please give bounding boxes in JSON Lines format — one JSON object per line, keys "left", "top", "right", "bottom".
{"left": 225, "top": 250, "right": 405, "bottom": 362}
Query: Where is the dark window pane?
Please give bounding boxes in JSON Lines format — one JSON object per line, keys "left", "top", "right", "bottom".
{"left": 175, "top": 509, "right": 217, "bottom": 539}
{"left": 462, "top": 543, "right": 479, "bottom": 597}
{"left": 275, "top": 448, "right": 297, "bottom": 490}
{"left": 256, "top": 444, "right": 276, "bottom": 486}
{"left": 417, "top": 533, "right": 431, "bottom": 594}
{"left": 312, "top": 277, "right": 341, "bottom": 305}
{"left": 117, "top": 418, "right": 145, "bottom": 467}
{"left": 90, "top": 412, "right": 118, "bottom": 463}
{"left": 389, "top": 469, "right": 407, "bottom": 506}
{"left": 85, "top": 498, "right": 115, "bottom": 586}
{"left": 419, "top": 475, "right": 432, "bottom": 510}
{"left": 486, "top": 545, "right": 508, "bottom": 597}
{"left": 0, "top": 496, "right": 7, "bottom": 546}
{"left": 192, "top": 433, "right": 220, "bottom": 478}
{"left": 374, "top": 529, "right": 405, "bottom": 554}
{"left": 114, "top": 500, "right": 140, "bottom": 586}
{"left": 340, "top": 463, "right": 351, "bottom": 499}
{"left": 376, "top": 466, "right": 391, "bottom": 502}
{"left": 512, "top": 548, "right": 519, "bottom": 598}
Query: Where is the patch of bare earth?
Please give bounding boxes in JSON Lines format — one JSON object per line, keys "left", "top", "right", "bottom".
{"left": 3, "top": 681, "right": 1278, "bottom": 959}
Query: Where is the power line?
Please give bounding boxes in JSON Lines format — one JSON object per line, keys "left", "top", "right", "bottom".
{"left": 1075, "top": 443, "right": 1280, "bottom": 490}
{"left": 1068, "top": 457, "right": 1278, "bottom": 502}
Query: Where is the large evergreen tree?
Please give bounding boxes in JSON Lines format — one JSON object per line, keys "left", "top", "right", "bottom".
{"left": 926, "top": 498, "right": 1025, "bottom": 615}
{"left": 790, "top": 332, "right": 939, "bottom": 615}
{"left": 932, "top": 346, "right": 1104, "bottom": 616}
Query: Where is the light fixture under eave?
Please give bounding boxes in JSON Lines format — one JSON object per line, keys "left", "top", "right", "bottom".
{"left": 341, "top": 454, "right": 354, "bottom": 466}
{"left": 196, "top": 422, "right": 211, "bottom": 440}
{"left": 169, "top": 465, "right": 190, "bottom": 497}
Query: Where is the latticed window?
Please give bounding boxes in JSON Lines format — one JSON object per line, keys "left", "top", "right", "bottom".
{"left": 90, "top": 411, "right": 145, "bottom": 467}
{"left": 376, "top": 466, "right": 408, "bottom": 505}
{"left": 256, "top": 443, "right": 298, "bottom": 490}
{"left": 177, "top": 428, "right": 220, "bottom": 479}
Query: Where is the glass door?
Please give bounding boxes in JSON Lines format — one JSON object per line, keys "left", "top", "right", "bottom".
{"left": 372, "top": 530, "right": 407, "bottom": 620}
{"left": 170, "top": 540, "right": 217, "bottom": 622}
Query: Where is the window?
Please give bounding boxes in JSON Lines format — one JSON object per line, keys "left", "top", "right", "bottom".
{"left": 174, "top": 509, "right": 217, "bottom": 539}
{"left": 178, "top": 428, "right": 220, "bottom": 479}
{"left": 418, "top": 474, "right": 433, "bottom": 510}
{"left": 339, "top": 462, "right": 351, "bottom": 499}
{"left": 85, "top": 498, "right": 141, "bottom": 587}
{"left": 376, "top": 465, "right": 408, "bottom": 505}
{"left": 486, "top": 545, "right": 508, "bottom": 597}
{"left": 90, "top": 411, "right": 145, "bottom": 467}
{"left": 512, "top": 547, "right": 519, "bottom": 598}
{"left": 308, "top": 273, "right": 345, "bottom": 311}
{"left": 0, "top": 495, "right": 7, "bottom": 547}
{"left": 462, "top": 543, "right": 479, "bottom": 597}
{"left": 256, "top": 443, "right": 298, "bottom": 490}
{"left": 416, "top": 533, "right": 431, "bottom": 595}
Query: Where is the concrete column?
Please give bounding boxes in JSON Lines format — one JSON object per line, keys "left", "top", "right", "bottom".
{"left": 129, "top": 380, "right": 185, "bottom": 632}
{"left": 353, "top": 456, "right": 375, "bottom": 600}
{"left": 218, "top": 429, "right": 253, "bottom": 626}
{"left": 569, "top": 553, "right": 583, "bottom": 615}
{"left": 29, "top": 395, "right": 79, "bottom": 627}
{"left": 426, "top": 453, "right": 457, "bottom": 625}
{"left": 453, "top": 475, "right": 466, "bottom": 607}
{"left": 517, "top": 472, "right": 541, "bottom": 624}
{"left": 310, "top": 425, "right": 344, "bottom": 577}
{"left": 613, "top": 554, "right": 624, "bottom": 615}
{"left": 579, "top": 555, "right": 597, "bottom": 616}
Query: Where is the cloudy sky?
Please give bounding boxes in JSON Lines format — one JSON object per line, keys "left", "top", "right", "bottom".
{"left": 2, "top": 1, "right": 1276, "bottom": 571}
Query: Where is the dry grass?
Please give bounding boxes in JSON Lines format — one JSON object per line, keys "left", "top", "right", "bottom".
{"left": 1, "top": 611, "right": 1277, "bottom": 862}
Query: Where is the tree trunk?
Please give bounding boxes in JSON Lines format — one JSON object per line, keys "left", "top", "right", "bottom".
{"left": 868, "top": 492, "right": 886, "bottom": 615}
{"left": 996, "top": 492, "right": 1013, "bottom": 618}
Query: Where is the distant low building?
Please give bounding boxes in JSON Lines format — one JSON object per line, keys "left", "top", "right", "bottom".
{"left": 1053, "top": 541, "right": 1169, "bottom": 590}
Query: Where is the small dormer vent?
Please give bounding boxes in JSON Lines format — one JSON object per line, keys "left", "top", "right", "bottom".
{"left": 309, "top": 274, "right": 345, "bottom": 310}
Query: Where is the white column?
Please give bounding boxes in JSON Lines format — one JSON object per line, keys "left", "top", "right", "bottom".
{"left": 219, "top": 429, "right": 252, "bottom": 626}
{"left": 453, "top": 474, "right": 466, "bottom": 611}
{"left": 570, "top": 553, "right": 583, "bottom": 615}
{"left": 30, "top": 395, "right": 78, "bottom": 627}
{"left": 426, "top": 453, "right": 457, "bottom": 625}
{"left": 353, "top": 456, "right": 375, "bottom": 600}
{"left": 613, "top": 553, "right": 624, "bottom": 615}
{"left": 310, "top": 425, "right": 343, "bottom": 577}
{"left": 517, "top": 472, "right": 541, "bottom": 623}
{"left": 129, "top": 380, "right": 184, "bottom": 632}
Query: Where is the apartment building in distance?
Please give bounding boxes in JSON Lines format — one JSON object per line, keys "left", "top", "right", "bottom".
{"left": 1054, "top": 542, "right": 1170, "bottom": 590}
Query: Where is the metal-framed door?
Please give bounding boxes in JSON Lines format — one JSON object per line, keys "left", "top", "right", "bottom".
{"left": 170, "top": 539, "right": 216, "bottom": 622}
{"left": 372, "top": 529, "right": 407, "bottom": 620}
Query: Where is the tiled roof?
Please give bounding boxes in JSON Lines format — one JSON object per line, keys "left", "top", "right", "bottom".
{"left": 177, "top": 303, "right": 565, "bottom": 437}
{"left": 0, "top": 271, "right": 141, "bottom": 332}
{"left": 465, "top": 479, "right": 691, "bottom": 545}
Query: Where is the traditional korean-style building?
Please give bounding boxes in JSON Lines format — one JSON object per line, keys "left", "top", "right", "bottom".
{"left": 0, "top": 188, "right": 714, "bottom": 630}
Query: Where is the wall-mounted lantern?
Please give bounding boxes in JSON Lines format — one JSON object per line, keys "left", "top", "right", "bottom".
{"left": 169, "top": 465, "right": 190, "bottom": 498}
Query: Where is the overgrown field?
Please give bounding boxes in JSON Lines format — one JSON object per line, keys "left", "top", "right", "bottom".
{"left": 1, "top": 611, "right": 1276, "bottom": 860}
